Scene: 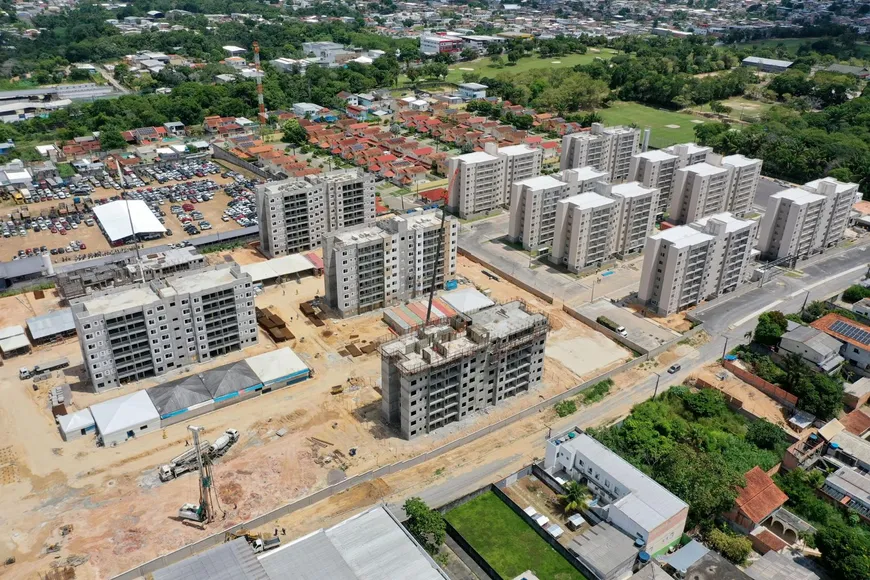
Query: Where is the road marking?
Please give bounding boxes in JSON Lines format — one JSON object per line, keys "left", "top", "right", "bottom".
{"left": 732, "top": 300, "right": 784, "bottom": 328}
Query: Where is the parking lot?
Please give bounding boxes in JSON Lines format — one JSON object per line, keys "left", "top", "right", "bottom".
{"left": 574, "top": 300, "right": 681, "bottom": 354}
{"left": 0, "top": 160, "right": 258, "bottom": 260}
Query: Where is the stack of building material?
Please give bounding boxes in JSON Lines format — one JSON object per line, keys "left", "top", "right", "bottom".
{"left": 382, "top": 298, "right": 458, "bottom": 334}
{"left": 256, "top": 307, "right": 295, "bottom": 342}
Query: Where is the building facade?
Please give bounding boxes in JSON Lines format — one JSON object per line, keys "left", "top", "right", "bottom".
{"left": 550, "top": 192, "right": 619, "bottom": 273}
{"left": 257, "top": 169, "right": 376, "bottom": 258}
{"left": 638, "top": 212, "right": 756, "bottom": 315}
{"left": 669, "top": 160, "right": 733, "bottom": 224}
{"left": 380, "top": 300, "right": 548, "bottom": 438}
{"left": 630, "top": 149, "right": 678, "bottom": 216}
{"left": 447, "top": 150, "right": 505, "bottom": 219}
{"left": 602, "top": 181, "right": 661, "bottom": 258}
{"left": 496, "top": 144, "right": 543, "bottom": 205}
{"left": 323, "top": 209, "right": 459, "bottom": 318}
{"left": 560, "top": 124, "right": 641, "bottom": 182}
{"left": 71, "top": 264, "right": 258, "bottom": 392}
{"left": 722, "top": 154, "right": 762, "bottom": 217}
{"left": 508, "top": 175, "right": 571, "bottom": 251}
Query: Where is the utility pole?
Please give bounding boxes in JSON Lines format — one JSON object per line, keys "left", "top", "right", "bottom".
{"left": 801, "top": 290, "right": 810, "bottom": 317}
{"left": 721, "top": 336, "right": 729, "bottom": 359}
{"left": 653, "top": 372, "right": 661, "bottom": 399}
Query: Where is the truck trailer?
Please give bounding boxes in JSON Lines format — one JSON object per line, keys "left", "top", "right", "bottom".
{"left": 19, "top": 357, "right": 70, "bottom": 380}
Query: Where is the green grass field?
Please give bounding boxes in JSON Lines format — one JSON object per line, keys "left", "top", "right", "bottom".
{"left": 597, "top": 102, "right": 706, "bottom": 148}
{"left": 696, "top": 96, "right": 773, "bottom": 121}
{"left": 446, "top": 491, "right": 587, "bottom": 580}
{"left": 400, "top": 49, "right": 616, "bottom": 85}
{"left": 736, "top": 37, "right": 870, "bottom": 57}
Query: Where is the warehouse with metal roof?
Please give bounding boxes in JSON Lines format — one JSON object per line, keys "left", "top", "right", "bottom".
{"left": 246, "top": 347, "right": 309, "bottom": 390}
{"left": 90, "top": 390, "right": 160, "bottom": 446}
{"left": 26, "top": 308, "right": 76, "bottom": 343}
{"left": 0, "top": 325, "right": 31, "bottom": 358}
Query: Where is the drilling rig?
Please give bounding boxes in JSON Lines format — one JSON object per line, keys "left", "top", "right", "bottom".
{"left": 177, "top": 425, "right": 222, "bottom": 524}
{"left": 252, "top": 41, "right": 267, "bottom": 134}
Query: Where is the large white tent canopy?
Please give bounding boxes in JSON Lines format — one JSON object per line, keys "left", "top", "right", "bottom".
{"left": 93, "top": 200, "right": 165, "bottom": 242}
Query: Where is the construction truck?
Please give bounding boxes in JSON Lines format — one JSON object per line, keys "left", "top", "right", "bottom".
{"left": 19, "top": 357, "right": 70, "bottom": 380}
{"left": 226, "top": 529, "right": 281, "bottom": 553}
{"left": 158, "top": 429, "right": 238, "bottom": 481}
{"left": 158, "top": 439, "right": 211, "bottom": 482}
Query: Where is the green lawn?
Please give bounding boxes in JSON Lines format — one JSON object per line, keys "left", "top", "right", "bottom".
{"left": 736, "top": 37, "right": 870, "bottom": 57}
{"left": 695, "top": 97, "right": 773, "bottom": 121}
{"left": 400, "top": 49, "right": 615, "bottom": 85}
{"left": 597, "top": 102, "right": 706, "bottom": 148}
{"left": 446, "top": 491, "right": 586, "bottom": 580}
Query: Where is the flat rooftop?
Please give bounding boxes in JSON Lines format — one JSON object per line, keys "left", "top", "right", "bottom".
{"left": 746, "top": 549, "right": 819, "bottom": 580}
{"left": 654, "top": 224, "right": 714, "bottom": 249}
{"left": 723, "top": 153, "right": 761, "bottom": 168}
{"left": 693, "top": 212, "right": 756, "bottom": 233}
{"left": 665, "top": 142, "right": 710, "bottom": 156}
{"left": 569, "top": 522, "right": 638, "bottom": 577}
{"left": 161, "top": 266, "right": 238, "bottom": 296}
{"left": 332, "top": 226, "right": 389, "bottom": 246}
{"left": 610, "top": 181, "right": 657, "bottom": 198}
{"left": 562, "top": 192, "right": 616, "bottom": 211}
{"left": 515, "top": 175, "right": 566, "bottom": 190}
{"left": 682, "top": 161, "right": 730, "bottom": 177}
{"left": 562, "top": 166, "right": 609, "bottom": 182}
{"left": 829, "top": 429, "right": 870, "bottom": 466}
{"left": 825, "top": 466, "right": 870, "bottom": 498}
{"left": 498, "top": 144, "right": 538, "bottom": 156}
{"left": 456, "top": 151, "right": 499, "bottom": 164}
{"left": 469, "top": 300, "right": 547, "bottom": 339}
{"left": 634, "top": 149, "right": 678, "bottom": 162}
{"left": 804, "top": 177, "right": 858, "bottom": 195}
{"left": 771, "top": 187, "right": 825, "bottom": 206}
{"left": 77, "top": 285, "right": 161, "bottom": 316}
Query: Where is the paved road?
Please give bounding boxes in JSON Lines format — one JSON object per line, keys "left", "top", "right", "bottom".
{"left": 96, "top": 65, "right": 131, "bottom": 95}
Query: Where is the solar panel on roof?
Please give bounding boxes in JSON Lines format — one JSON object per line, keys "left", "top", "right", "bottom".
{"left": 830, "top": 320, "right": 870, "bottom": 345}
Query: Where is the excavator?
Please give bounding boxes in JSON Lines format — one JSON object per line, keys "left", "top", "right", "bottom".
{"left": 225, "top": 528, "right": 281, "bottom": 553}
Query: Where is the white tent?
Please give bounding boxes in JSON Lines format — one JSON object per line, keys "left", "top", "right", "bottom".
{"left": 58, "top": 408, "right": 96, "bottom": 441}
{"left": 93, "top": 200, "right": 166, "bottom": 242}
{"left": 240, "top": 253, "right": 318, "bottom": 284}
{"left": 247, "top": 347, "right": 309, "bottom": 390}
{"left": 90, "top": 390, "right": 160, "bottom": 446}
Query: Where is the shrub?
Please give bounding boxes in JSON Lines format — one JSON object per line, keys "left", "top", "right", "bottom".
{"left": 580, "top": 379, "right": 613, "bottom": 404}
{"left": 707, "top": 528, "right": 752, "bottom": 565}
{"left": 842, "top": 284, "right": 870, "bottom": 304}
{"left": 555, "top": 400, "right": 577, "bottom": 417}
{"left": 746, "top": 419, "right": 787, "bottom": 451}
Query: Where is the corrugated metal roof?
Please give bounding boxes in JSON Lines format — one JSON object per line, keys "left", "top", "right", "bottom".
{"left": 201, "top": 360, "right": 260, "bottom": 399}
{"left": 0, "top": 255, "right": 44, "bottom": 279}
{"left": 26, "top": 308, "right": 75, "bottom": 340}
{"left": 153, "top": 538, "right": 269, "bottom": 580}
{"left": 147, "top": 375, "right": 212, "bottom": 416}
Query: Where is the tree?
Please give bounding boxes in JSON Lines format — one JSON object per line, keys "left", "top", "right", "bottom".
{"left": 404, "top": 497, "right": 445, "bottom": 555}
{"left": 486, "top": 43, "right": 503, "bottom": 56}
{"left": 281, "top": 118, "right": 307, "bottom": 146}
{"left": 707, "top": 528, "right": 753, "bottom": 565}
{"left": 745, "top": 419, "right": 786, "bottom": 450}
{"left": 99, "top": 127, "right": 128, "bottom": 151}
{"left": 558, "top": 481, "right": 590, "bottom": 513}
{"left": 754, "top": 311, "right": 788, "bottom": 345}
{"left": 842, "top": 284, "right": 870, "bottom": 303}
{"left": 816, "top": 523, "right": 870, "bottom": 579}
{"left": 489, "top": 55, "right": 504, "bottom": 68}
{"left": 682, "top": 389, "right": 729, "bottom": 418}
{"left": 460, "top": 48, "right": 477, "bottom": 61}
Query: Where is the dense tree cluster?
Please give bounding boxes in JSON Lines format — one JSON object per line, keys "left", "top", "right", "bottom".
{"left": 474, "top": 68, "right": 609, "bottom": 113}
{"left": 695, "top": 97, "right": 870, "bottom": 195}
{"left": 590, "top": 387, "right": 788, "bottom": 528}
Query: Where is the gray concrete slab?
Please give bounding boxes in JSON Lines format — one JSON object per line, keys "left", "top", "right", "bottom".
{"left": 576, "top": 300, "right": 680, "bottom": 352}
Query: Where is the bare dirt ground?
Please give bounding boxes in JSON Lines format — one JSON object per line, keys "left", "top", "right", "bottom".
{"left": 0, "top": 174, "right": 245, "bottom": 260}
{"left": 0, "top": 252, "right": 648, "bottom": 579}
{"left": 625, "top": 303, "right": 695, "bottom": 333}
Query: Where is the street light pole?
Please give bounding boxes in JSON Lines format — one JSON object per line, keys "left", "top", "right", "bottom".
{"left": 721, "top": 336, "right": 729, "bottom": 360}
{"left": 653, "top": 372, "right": 661, "bottom": 399}
{"left": 801, "top": 290, "right": 810, "bottom": 316}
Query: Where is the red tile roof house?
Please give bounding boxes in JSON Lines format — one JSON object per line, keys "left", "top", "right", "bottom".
{"left": 724, "top": 467, "right": 789, "bottom": 538}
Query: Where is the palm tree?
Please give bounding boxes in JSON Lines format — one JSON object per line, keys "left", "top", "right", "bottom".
{"left": 783, "top": 352, "right": 805, "bottom": 391}
{"left": 559, "top": 481, "right": 590, "bottom": 514}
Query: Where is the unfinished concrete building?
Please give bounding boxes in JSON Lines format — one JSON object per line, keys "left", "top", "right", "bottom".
{"left": 71, "top": 263, "right": 257, "bottom": 392}
{"left": 56, "top": 247, "right": 207, "bottom": 303}
{"left": 380, "top": 300, "right": 549, "bottom": 438}
{"left": 257, "top": 169, "right": 376, "bottom": 258}
{"left": 323, "top": 209, "right": 459, "bottom": 318}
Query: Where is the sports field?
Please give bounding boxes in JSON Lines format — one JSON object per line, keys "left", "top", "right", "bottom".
{"left": 597, "top": 101, "right": 706, "bottom": 148}
{"left": 400, "top": 49, "right": 616, "bottom": 85}
{"left": 446, "top": 491, "right": 586, "bottom": 580}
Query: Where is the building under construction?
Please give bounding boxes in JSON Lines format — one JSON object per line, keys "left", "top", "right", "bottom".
{"left": 379, "top": 300, "right": 549, "bottom": 439}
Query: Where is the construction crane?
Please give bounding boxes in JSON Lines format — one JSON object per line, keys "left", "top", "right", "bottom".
{"left": 252, "top": 41, "right": 267, "bottom": 133}
{"left": 424, "top": 164, "right": 459, "bottom": 325}
{"left": 177, "top": 425, "right": 223, "bottom": 524}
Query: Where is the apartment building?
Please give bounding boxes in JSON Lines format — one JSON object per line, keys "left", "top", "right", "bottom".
{"left": 601, "top": 181, "right": 661, "bottom": 258}
{"left": 508, "top": 166, "right": 609, "bottom": 251}
{"left": 630, "top": 149, "right": 678, "bottom": 216}
{"left": 71, "top": 264, "right": 257, "bottom": 393}
{"left": 257, "top": 169, "right": 376, "bottom": 258}
{"left": 804, "top": 177, "right": 859, "bottom": 248}
{"left": 497, "top": 143, "right": 542, "bottom": 204}
{"left": 545, "top": 430, "right": 688, "bottom": 555}
{"left": 663, "top": 142, "right": 713, "bottom": 168}
{"left": 669, "top": 160, "right": 733, "bottom": 224}
{"left": 721, "top": 154, "right": 762, "bottom": 217}
{"left": 380, "top": 300, "right": 548, "bottom": 439}
{"left": 550, "top": 192, "right": 619, "bottom": 273}
{"left": 692, "top": 212, "right": 758, "bottom": 296}
{"left": 508, "top": 175, "right": 570, "bottom": 251}
{"left": 638, "top": 212, "right": 756, "bottom": 315}
{"left": 323, "top": 209, "right": 459, "bottom": 317}
{"left": 560, "top": 124, "right": 641, "bottom": 182}
{"left": 447, "top": 143, "right": 542, "bottom": 218}
{"left": 447, "top": 150, "right": 505, "bottom": 219}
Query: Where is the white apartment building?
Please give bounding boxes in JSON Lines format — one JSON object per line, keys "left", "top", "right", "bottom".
{"left": 447, "top": 151, "right": 505, "bottom": 219}
{"left": 663, "top": 142, "right": 713, "bottom": 168}
{"left": 600, "top": 181, "right": 661, "bottom": 257}
{"left": 497, "top": 143, "right": 543, "bottom": 204}
{"left": 757, "top": 177, "right": 858, "bottom": 261}
{"left": 669, "top": 160, "right": 733, "bottom": 224}
{"left": 508, "top": 175, "right": 570, "bottom": 251}
{"left": 257, "top": 169, "right": 376, "bottom": 258}
{"left": 447, "top": 143, "right": 542, "bottom": 218}
{"left": 630, "top": 149, "right": 678, "bottom": 216}
{"left": 71, "top": 264, "right": 258, "bottom": 392}
{"left": 638, "top": 212, "right": 757, "bottom": 315}
{"left": 550, "top": 193, "right": 619, "bottom": 273}
{"left": 722, "top": 154, "right": 763, "bottom": 217}
{"left": 323, "top": 209, "right": 459, "bottom": 318}
{"left": 560, "top": 124, "right": 641, "bottom": 182}
{"left": 507, "top": 166, "right": 609, "bottom": 251}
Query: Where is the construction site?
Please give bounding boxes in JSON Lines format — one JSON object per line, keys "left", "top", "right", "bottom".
{"left": 0, "top": 245, "right": 679, "bottom": 579}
